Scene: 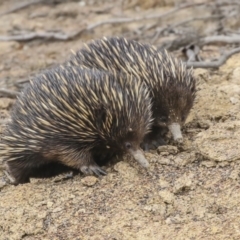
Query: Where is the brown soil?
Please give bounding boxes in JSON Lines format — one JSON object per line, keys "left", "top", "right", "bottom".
{"left": 1, "top": 1, "right": 240, "bottom": 239}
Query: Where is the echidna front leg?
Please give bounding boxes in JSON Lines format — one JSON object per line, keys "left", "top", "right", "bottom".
{"left": 57, "top": 149, "right": 107, "bottom": 177}
{"left": 141, "top": 126, "right": 167, "bottom": 151}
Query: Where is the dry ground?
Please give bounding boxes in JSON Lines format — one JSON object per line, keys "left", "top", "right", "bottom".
{"left": 0, "top": 1, "right": 240, "bottom": 239}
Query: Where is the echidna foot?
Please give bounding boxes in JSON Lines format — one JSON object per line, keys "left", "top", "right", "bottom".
{"left": 142, "top": 137, "right": 166, "bottom": 151}
{"left": 80, "top": 164, "right": 106, "bottom": 177}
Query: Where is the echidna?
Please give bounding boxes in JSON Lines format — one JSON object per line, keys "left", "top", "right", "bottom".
{"left": 0, "top": 66, "right": 153, "bottom": 184}
{"left": 66, "top": 37, "right": 196, "bottom": 149}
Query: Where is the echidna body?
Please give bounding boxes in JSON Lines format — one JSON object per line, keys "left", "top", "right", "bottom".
{"left": 67, "top": 37, "right": 196, "bottom": 148}
{"left": 0, "top": 66, "right": 152, "bottom": 184}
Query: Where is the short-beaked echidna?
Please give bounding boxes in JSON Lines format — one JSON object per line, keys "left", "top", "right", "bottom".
{"left": 0, "top": 66, "right": 153, "bottom": 184}
{"left": 66, "top": 37, "right": 196, "bottom": 149}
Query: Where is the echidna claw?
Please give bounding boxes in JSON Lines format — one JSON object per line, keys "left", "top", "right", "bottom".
{"left": 92, "top": 167, "right": 107, "bottom": 177}
{"left": 80, "top": 165, "right": 106, "bottom": 177}
{"left": 142, "top": 143, "right": 149, "bottom": 152}
{"left": 3, "top": 170, "right": 16, "bottom": 184}
{"left": 141, "top": 137, "right": 166, "bottom": 151}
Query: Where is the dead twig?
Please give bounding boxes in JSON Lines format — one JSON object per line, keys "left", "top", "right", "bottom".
{"left": 186, "top": 47, "right": 240, "bottom": 68}
{"left": 0, "top": 30, "right": 86, "bottom": 41}
{"left": 87, "top": 2, "right": 210, "bottom": 29}
{"left": 0, "top": 0, "right": 44, "bottom": 17}
{"left": 0, "top": 88, "right": 19, "bottom": 98}
{"left": 0, "top": 1, "right": 211, "bottom": 42}
{"left": 151, "top": 15, "right": 222, "bottom": 44}
{"left": 202, "top": 35, "right": 240, "bottom": 45}
{"left": 169, "top": 15, "right": 223, "bottom": 32}
{"left": 160, "top": 32, "right": 200, "bottom": 51}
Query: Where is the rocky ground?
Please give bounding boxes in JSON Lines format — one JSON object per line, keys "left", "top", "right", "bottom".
{"left": 0, "top": 0, "right": 240, "bottom": 239}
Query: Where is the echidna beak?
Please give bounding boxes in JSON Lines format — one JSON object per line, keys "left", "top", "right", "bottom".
{"left": 129, "top": 149, "right": 149, "bottom": 168}
{"left": 168, "top": 123, "right": 183, "bottom": 142}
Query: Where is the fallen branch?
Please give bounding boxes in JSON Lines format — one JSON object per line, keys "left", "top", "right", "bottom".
{"left": 76, "top": 1, "right": 212, "bottom": 29}
{"left": 170, "top": 15, "right": 223, "bottom": 31}
{"left": 151, "top": 15, "right": 222, "bottom": 44}
{"left": 160, "top": 32, "right": 200, "bottom": 51}
{"left": 0, "top": 1, "right": 211, "bottom": 42}
{"left": 201, "top": 35, "right": 240, "bottom": 45}
{"left": 0, "top": 30, "right": 85, "bottom": 41}
{"left": 0, "top": 0, "right": 44, "bottom": 17}
{"left": 186, "top": 47, "right": 240, "bottom": 68}
{"left": 0, "top": 88, "right": 19, "bottom": 98}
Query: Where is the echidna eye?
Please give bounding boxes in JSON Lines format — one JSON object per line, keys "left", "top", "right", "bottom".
{"left": 125, "top": 142, "right": 132, "bottom": 149}
{"left": 181, "top": 115, "right": 186, "bottom": 122}
{"left": 160, "top": 116, "right": 167, "bottom": 122}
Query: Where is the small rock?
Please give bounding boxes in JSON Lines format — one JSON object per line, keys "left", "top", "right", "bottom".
{"left": 0, "top": 98, "right": 14, "bottom": 109}
{"left": 210, "top": 226, "right": 221, "bottom": 234}
{"left": 230, "top": 97, "right": 238, "bottom": 104}
{"left": 81, "top": 176, "right": 98, "bottom": 187}
{"left": 152, "top": 215, "right": 162, "bottom": 222}
{"left": 201, "top": 160, "right": 217, "bottom": 168}
{"left": 178, "top": 138, "right": 193, "bottom": 151}
{"left": 174, "top": 152, "right": 196, "bottom": 166}
{"left": 218, "top": 161, "right": 231, "bottom": 167}
{"left": 157, "top": 156, "right": 171, "bottom": 165}
{"left": 144, "top": 203, "right": 166, "bottom": 216}
{"left": 114, "top": 161, "right": 138, "bottom": 178}
{"left": 165, "top": 217, "right": 172, "bottom": 224}
{"left": 198, "top": 120, "right": 211, "bottom": 129}
{"left": 229, "top": 169, "right": 239, "bottom": 180}
{"left": 193, "top": 68, "right": 209, "bottom": 81}
{"left": 232, "top": 67, "right": 240, "bottom": 84}
{"left": 47, "top": 202, "right": 54, "bottom": 208}
{"left": 194, "top": 121, "right": 240, "bottom": 162}
{"left": 0, "top": 42, "right": 21, "bottom": 52}
{"left": 157, "top": 145, "right": 178, "bottom": 155}
{"left": 218, "top": 84, "right": 240, "bottom": 95}
{"left": 173, "top": 173, "right": 194, "bottom": 193}
{"left": 160, "top": 151, "right": 169, "bottom": 156}
{"left": 74, "top": 208, "right": 86, "bottom": 216}
{"left": 0, "top": 110, "right": 9, "bottom": 120}
{"left": 79, "top": 1, "right": 86, "bottom": 6}
{"left": 145, "top": 152, "right": 158, "bottom": 163}
{"left": 52, "top": 207, "right": 63, "bottom": 213}
{"left": 159, "top": 190, "right": 174, "bottom": 204}
{"left": 158, "top": 178, "right": 170, "bottom": 188}
{"left": 102, "top": 172, "right": 115, "bottom": 182}
{"left": 38, "top": 211, "right": 47, "bottom": 219}
{"left": 165, "top": 215, "right": 185, "bottom": 224}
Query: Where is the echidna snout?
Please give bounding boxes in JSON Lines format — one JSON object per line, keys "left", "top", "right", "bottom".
{"left": 128, "top": 148, "right": 149, "bottom": 168}
{"left": 168, "top": 123, "right": 183, "bottom": 142}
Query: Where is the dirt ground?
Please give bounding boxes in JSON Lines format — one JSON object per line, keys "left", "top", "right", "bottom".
{"left": 1, "top": 1, "right": 240, "bottom": 239}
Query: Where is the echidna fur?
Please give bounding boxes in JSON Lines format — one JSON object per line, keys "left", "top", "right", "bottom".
{"left": 66, "top": 37, "right": 196, "bottom": 149}
{"left": 0, "top": 66, "right": 153, "bottom": 184}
